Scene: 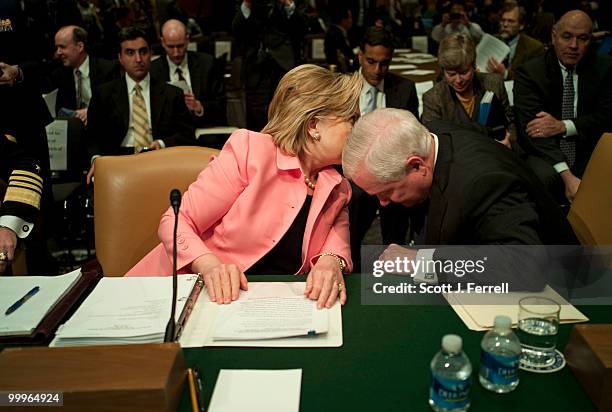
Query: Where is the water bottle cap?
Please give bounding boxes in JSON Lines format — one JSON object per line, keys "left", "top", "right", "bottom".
{"left": 441, "top": 334, "right": 462, "bottom": 353}
{"left": 493, "top": 315, "right": 512, "bottom": 330}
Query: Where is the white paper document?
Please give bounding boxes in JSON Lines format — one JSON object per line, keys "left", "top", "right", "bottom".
{"left": 311, "top": 38, "right": 325, "bottom": 60}
{"left": 46, "top": 119, "right": 68, "bottom": 171}
{"left": 42, "top": 89, "right": 58, "bottom": 118}
{"left": 390, "top": 63, "right": 418, "bottom": 70}
{"left": 208, "top": 369, "right": 302, "bottom": 412}
{"left": 416, "top": 81, "right": 435, "bottom": 116}
{"left": 476, "top": 33, "right": 510, "bottom": 73}
{"left": 196, "top": 126, "right": 238, "bottom": 137}
{"left": 445, "top": 285, "right": 589, "bottom": 331}
{"left": 412, "top": 36, "right": 428, "bottom": 53}
{"left": 213, "top": 295, "right": 328, "bottom": 340}
{"left": 402, "top": 69, "right": 436, "bottom": 76}
{"left": 505, "top": 80, "right": 514, "bottom": 106}
{"left": 50, "top": 274, "right": 200, "bottom": 346}
{"left": 168, "top": 79, "right": 191, "bottom": 93}
{"left": 180, "top": 282, "right": 343, "bottom": 348}
{"left": 0, "top": 269, "right": 81, "bottom": 336}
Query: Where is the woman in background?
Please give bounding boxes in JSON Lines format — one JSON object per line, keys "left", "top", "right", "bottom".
{"left": 127, "top": 64, "right": 362, "bottom": 309}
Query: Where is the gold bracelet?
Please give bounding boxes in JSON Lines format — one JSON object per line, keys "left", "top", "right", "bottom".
{"left": 320, "top": 252, "right": 347, "bottom": 273}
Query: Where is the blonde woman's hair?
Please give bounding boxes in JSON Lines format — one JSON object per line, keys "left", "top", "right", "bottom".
{"left": 438, "top": 33, "right": 476, "bottom": 72}
{"left": 261, "top": 64, "right": 363, "bottom": 156}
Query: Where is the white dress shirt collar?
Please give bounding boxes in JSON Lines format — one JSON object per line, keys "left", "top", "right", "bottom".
{"left": 75, "top": 55, "right": 90, "bottom": 77}
{"left": 126, "top": 72, "right": 150, "bottom": 94}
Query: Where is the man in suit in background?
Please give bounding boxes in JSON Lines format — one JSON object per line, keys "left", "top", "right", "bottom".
{"left": 44, "top": 25, "right": 118, "bottom": 125}
{"left": 86, "top": 26, "right": 194, "bottom": 182}
{"left": 486, "top": 1, "right": 544, "bottom": 80}
{"left": 343, "top": 109, "right": 577, "bottom": 288}
{"left": 151, "top": 19, "right": 226, "bottom": 127}
{"left": 514, "top": 10, "right": 612, "bottom": 202}
{"left": 348, "top": 27, "right": 419, "bottom": 270}
{"left": 324, "top": 2, "right": 357, "bottom": 73}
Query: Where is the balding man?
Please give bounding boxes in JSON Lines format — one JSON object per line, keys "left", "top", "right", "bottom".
{"left": 514, "top": 10, "right": 612, "bottom": 202}
{"left": 150, "top": 19, "right": 226, "bottom": 127}
{"left": 44, "top": 25, "right": 117, "bottom": 125}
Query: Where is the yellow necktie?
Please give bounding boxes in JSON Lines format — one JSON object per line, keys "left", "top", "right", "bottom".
{"left": 132, "top": 84, "right": 152, "bottom": 152}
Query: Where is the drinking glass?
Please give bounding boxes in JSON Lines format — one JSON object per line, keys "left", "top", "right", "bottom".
{"left": 517, "top": 296, "right": 561, "bottom": 367}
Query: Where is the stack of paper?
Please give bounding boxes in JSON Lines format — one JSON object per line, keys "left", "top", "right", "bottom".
{"left": 0, "top": 269, "right": 82, "bottom": 336}
{"left": 476, "top": 33, "right": 510, "bottom": 72}
{"left": 180, "top": 282, "right": 343, "bottom": 348}
{"left": 208, "top": 369, "right": 302, "bottom": 412}
{"left": 445, "top": 285, "right": 589, "bottom": 331}
{"left": 50, "top": 274, "right": 200, "bottom": 347}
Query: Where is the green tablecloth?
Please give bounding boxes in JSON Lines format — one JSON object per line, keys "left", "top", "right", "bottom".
{"left": 180, "top": 275, "right": 607, "bottom": 411}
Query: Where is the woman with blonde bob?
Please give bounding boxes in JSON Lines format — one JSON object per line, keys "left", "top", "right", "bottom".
{"left": 127, "top": 64, "right": 363, "bottom": 309}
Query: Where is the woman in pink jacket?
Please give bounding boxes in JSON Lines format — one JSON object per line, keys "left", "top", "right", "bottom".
{"left": 127, "top": 64, "right": 362, "bottom": 309}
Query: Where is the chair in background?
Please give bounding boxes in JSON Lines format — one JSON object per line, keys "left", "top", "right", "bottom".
{"left": 567, "top": 133, "right": 612, "bottom": 245}
{"left": 93, "top": 146, "right": 219, "bottom": 276}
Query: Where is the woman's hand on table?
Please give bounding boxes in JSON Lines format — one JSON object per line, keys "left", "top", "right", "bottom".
{"left": 192, "top": 254, "right": 248, "bottom": 304}
{"left": 305, "top": 255, "right": 346, "bottom": 309}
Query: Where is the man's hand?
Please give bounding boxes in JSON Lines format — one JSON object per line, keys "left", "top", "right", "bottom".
{"left": 86, "top": 162, "right": 95, "bottom": 185}
{"left": 0, "top": 63, "right": 19, "bottom": 85}
{"left": 184, "top": 92, "right": 203, "bottom": 116}
{"left": 75, "top": 108, "right": 88, "bottom": 126}
{"left": 560, "top": 170, "right": 581, "bottom": 203}
{"left": 497, "top": 129, "right": 512, "bottom": 149}
{"left": 379, "top": 244, "right": 418, "bottom": 275}
{"left": 526, "top": 112, "right": 566, "bottom": 138}
{"left": 0, "top": 227, "right": 18, "bottom": 261}
{"left": 487, "top": 57, "right": 506, "bottom": 75}
{"left": 193, "top": 253, "right": 248, "bottom": 304}
{"left": 149, "top": 140, "right": 163, "bottom": 150}
{"left": 305, "top": 255, "right": 346, "bottom": 309}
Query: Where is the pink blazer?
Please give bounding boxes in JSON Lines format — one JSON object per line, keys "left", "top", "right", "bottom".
{"left": 126, "top": 129, "right": 353, "bottom": 276}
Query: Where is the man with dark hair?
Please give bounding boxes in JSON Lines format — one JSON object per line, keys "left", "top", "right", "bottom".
{"left": 349, "top": 27, "right": 419, "bottom": 269}
{"left": 43, "top": 25, "right": 118, "bottom": 125}
{"left": 324, "top": 2, "right": 357, "bottom": 72}
{"left": 86, "top": 26, "right": 194, "bottom": 181}
{"left": 151, "top": 19, "right": 226, "bottom": 127}
{"left": 486, "top": 2, "right": 545, "bottom": 80}
{"left": 514, "top": 10, "right": 612, "bottom": 202}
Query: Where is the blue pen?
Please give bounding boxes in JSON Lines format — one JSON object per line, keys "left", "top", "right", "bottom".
{"left": 5, "top": 286, "right": 40, "bottom": 315}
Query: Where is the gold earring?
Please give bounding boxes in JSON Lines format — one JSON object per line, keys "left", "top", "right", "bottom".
{"left": 313, "top": 131, "right": 320, "bottom": 141}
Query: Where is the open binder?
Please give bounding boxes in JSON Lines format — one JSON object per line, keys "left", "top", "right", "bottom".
{"left": 0, "top": 262, "right": 103, "bottom": 346}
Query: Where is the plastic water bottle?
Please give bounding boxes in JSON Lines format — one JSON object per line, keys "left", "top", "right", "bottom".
{"left": 479, "top": 315, "right": 521, "bottom": 393}
{"left": 429, "top": 334, "right": 472, "bottom": 412}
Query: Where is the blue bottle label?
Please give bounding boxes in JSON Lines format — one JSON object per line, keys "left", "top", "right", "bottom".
{"left": 430, "top": 374, "right": 471, "bottom": 410}
{"left": 480, "top": 351, "right": 519, "bottom": 385}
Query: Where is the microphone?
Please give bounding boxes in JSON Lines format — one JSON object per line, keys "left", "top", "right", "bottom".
{"left": 164, "top": 188, "right": 182, "bottom": 342}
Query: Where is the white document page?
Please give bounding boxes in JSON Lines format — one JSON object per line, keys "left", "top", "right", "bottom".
{"left": 415, "top": 80, "right": 435, "bottom": 116}
{"left": 52, "top": 275, "right": 198, "bottom": 340}
{"left": 476, "top": 33, "right": 510, "bottom": 72}
{"left": 213, "top": 295, "right": 328, "bottom": 340}
{"left": 180, "top": 282, "right": 343, "bottom": 348}
{"left": 196, "top": 126, "right": 238, "bottom": 137}
{"left": 187, "top": 42, "right": 198, "bottom": 52}
{"left": 505, "top": 80, "right": 514, "bottom": 106}
{"left": 394, "top": 48, "right": 411, "bottom": 53}
{"left": 42, "top": 89, "right": 58, "bottom": 118}
{"left": 412, "top": 36, "right": 428, "bottom": 53}
{"left": 311, "top": 38, "right": 325, "bottom": 60}
{"left": 445, "top": 285, "right": 589, "bottom": 331}
{"left": 46, "top": 119, "right": 68, "bottom": 171}
{"left": 402, "top": 69, "right": 436, "bottom": 76}
{"left": 215, "top": 40, "right": 232, "bottom": 62}
{"left": 389, "top": 63, "right": 418, "bottom": 70}
{"left": 208, "top": 369, "right": 302, "bottom": 412}
{"left": 168, "top": 79, "right": 191, "bottom": 93}
{"left": 0, "top": 269, "right": 81, "bottom": 336}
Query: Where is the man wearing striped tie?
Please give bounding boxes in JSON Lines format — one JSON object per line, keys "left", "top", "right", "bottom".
{"left": 514, "top": 10, "right": 612, "bottom": 203}
{"left": 86, "top": 26, "right": 195, "bottom": 182}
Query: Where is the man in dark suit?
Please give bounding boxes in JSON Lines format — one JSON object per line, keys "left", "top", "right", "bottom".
{"left": 343, "top": 109, "right": 577, "bottom": 288}
{"left": 86, "top": 26, "right": 194, "bottom": 181}
{"left": 486, "top": 2, "right": 545, "bottom": 80}
{"left": 349, "top": 27, "right": 419, "bottom": 269}
{"left": 150, "top": 19, "right": 226, "bottom": 127}
{"left": 43, "top": 25, "right": 117, "bottom": 125}
{"left": 514, "top": 10, "right": 612, "bottom": 202}
{"left": 324, "top": 2, "right": 357, "bottom": 73}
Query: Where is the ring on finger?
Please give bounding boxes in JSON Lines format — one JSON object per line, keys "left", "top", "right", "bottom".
{"left": 0, "top": 251, "right": 7, "bottom": 261}
{"left": 337, "top": 283, "right": 344, "bottom": 292}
